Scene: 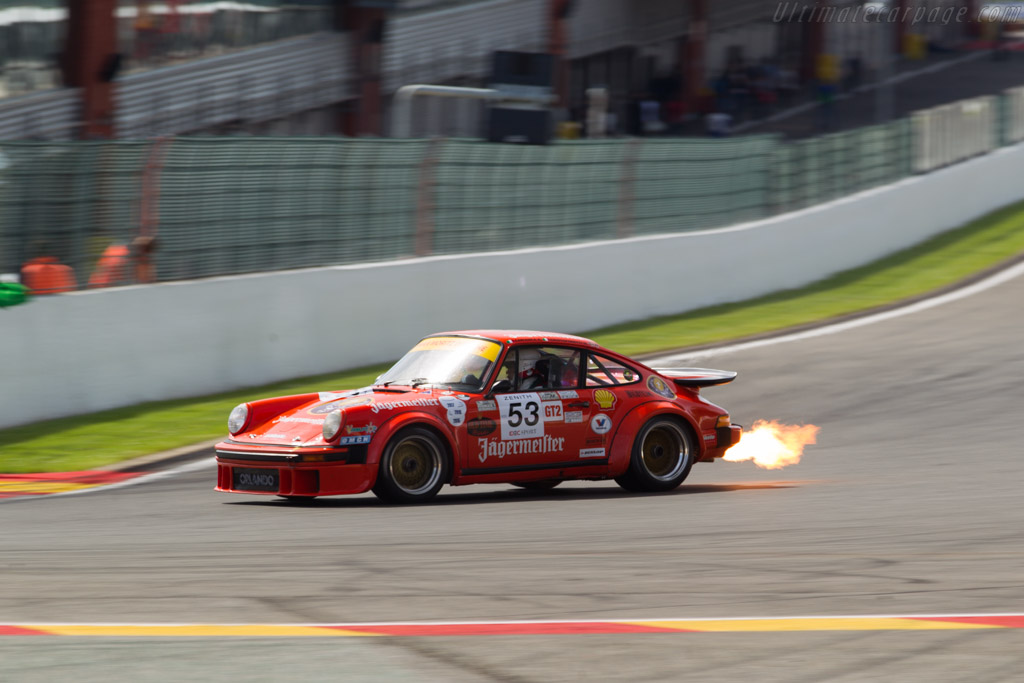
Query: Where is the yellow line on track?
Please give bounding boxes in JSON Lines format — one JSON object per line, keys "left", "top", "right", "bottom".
{"left": 0, "top": 482, "right": 96, "bottom": 494}
{"left": 630, "top": 618, "right": 999, "bottom": 632}
{"left": 38, "top": 625, "right": 379, "bottom": 637}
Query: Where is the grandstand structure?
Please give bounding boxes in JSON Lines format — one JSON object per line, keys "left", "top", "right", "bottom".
{"left": 0, "top": 0, "right": 975, "bottom": 141}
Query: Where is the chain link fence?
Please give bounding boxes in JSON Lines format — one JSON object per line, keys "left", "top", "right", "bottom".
{"left": 4, "top": 87, "right": 1024, "bottom": 289}
{"left": 771, "top": 119, "right": 913, "bottom": 214}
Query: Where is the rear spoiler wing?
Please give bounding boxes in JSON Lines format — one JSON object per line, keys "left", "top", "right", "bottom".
{"left": 650, "top": 367, "right": 737, "bottom": 388}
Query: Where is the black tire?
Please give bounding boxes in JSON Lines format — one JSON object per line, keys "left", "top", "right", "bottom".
{"left": 615, "top": 417, "right": 695, "bottom": 493}
{"left": 511, "top": 480, "right": 562, "bottom": 491}
{"left": 372, "top": 427, "right": 449, "bottom": 504}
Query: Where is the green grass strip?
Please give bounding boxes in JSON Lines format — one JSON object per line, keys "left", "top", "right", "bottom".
{"left": 3, "top": 199, "right": 1024, "bottom": 473}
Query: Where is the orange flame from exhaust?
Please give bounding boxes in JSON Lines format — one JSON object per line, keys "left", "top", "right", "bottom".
{"left": 723, "top": 420, "right": 820, "bottom": 469}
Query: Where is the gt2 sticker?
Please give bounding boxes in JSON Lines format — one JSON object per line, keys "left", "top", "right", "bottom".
{"left": 594, "top": 389, "right": 616, "bottom": 410}
{"left": 590, "top": 413, "right": 612, "bottom": 435}
{"left": 542, "top": 401, "right": 563, "bottom": 422}
{"left": 467, "top": 417, "right": 497, "bottom": 437}
{"left": 438, "top": 396, "right": 467, "bottom": 427}
{"left": 564, "top": 410, "right": 583, "bottom": 424}
{"left": 497, "top": 393, "right": 545, "bottom": 440}
{"left": 647, "top": 375, "right": 676, "bottom": 399}
{"left": 579, "top": 448, "right": 605, "bottom": 458}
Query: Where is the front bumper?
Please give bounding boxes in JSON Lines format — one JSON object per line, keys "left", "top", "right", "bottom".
{"left": 216, "top": 451, "right": 376, "bottom": 497}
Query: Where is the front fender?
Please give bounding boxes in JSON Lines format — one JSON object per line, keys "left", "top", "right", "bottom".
{"left": 607, "top": 402, "right": 701, "bottom": 477}
{"left": 366, "top": 411, "right": 458, "bottom": 470}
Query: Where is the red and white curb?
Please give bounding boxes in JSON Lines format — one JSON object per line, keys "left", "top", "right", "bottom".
{"left": 0, "top": 471, "right": 143, "bottom": 499}
{"left": 0, "top": 458, "right": 213, "bottom": 501}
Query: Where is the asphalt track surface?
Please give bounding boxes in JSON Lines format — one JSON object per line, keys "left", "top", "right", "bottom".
{"left": 3, "top": 265, "right": 1024, "bottom": 681}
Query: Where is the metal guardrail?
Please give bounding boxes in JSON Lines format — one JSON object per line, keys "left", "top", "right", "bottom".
{"left": 3, "top": 88, "right": 1023, "bottom": 289}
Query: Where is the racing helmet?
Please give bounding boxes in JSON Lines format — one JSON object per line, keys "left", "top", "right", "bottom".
{"left": 518, "top": 348, "right": 564, "bottom": 390}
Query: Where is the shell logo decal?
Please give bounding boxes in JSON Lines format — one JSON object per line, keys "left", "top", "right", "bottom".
{"left": 594, "top": 389, "right": 616, "bottom": 410}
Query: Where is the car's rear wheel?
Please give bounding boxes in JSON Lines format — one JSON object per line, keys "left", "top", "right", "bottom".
{"left": 372, "top": 427, "right": 449, "bottom": 504}
{"left": 511, "top": 480, "right": 562, "bottom": 491}
{"left": 615, "top": 417, "right": 695, "bottom": 493}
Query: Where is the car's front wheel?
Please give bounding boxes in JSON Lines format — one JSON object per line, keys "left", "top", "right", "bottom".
{"left": 372, "top": 427, "right": 449, "bottom": 504}
{"left": 615, "top": 417, "right": 695, "bottom": 492}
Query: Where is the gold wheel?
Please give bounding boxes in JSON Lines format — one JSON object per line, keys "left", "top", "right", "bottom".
{"left": 640, "top": 424, "right": 687, "bottom": 481}
{"left": 374, "top": 427, "right": 448, "bottom": 503}
{"left": 390, "top": 438, "right": 441, "bottom": 494}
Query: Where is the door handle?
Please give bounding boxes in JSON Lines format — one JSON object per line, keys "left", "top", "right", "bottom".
{"left": 568, "top": 401, "right": 590, "bottom": 408}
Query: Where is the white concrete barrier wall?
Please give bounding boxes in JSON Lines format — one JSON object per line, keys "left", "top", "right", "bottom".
{"left": 3, "top": 142, "right": 1024, "bottom": 429}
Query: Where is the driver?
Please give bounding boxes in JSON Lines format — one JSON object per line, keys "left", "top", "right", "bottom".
{"left": 519, "top": 348, "right": 565, "bottom": 390}
{"left": 517, "top": 348, "right": 546, "bottom": 390}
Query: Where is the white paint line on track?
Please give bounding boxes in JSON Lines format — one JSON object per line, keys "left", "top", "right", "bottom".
{"left": 651, "top": 258, "right": 1024, "bottom": 365}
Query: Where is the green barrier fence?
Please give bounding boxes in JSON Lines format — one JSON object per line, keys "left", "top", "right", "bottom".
{"left": 2, "top": 88, "right": 1022, "bottom": 289}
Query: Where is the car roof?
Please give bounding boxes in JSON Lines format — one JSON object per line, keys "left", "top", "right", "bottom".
{"left": 427, "top": 330, "right": 601, "bottom": 348}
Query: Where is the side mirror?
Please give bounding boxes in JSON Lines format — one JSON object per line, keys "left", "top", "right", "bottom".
{"left": 487, "top": 379, "right": 512, "bottom": 397}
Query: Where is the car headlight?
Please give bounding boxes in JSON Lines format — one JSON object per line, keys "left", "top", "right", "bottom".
{"left": 323, "top": 409, "right": 345, "bottom": 441}
{"left": 228, "top": 403, "right": 250, "bottom": 435}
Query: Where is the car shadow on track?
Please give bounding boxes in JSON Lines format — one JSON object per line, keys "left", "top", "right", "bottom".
{"left": 222, "top": 482, "right": 799, "bottom": 509}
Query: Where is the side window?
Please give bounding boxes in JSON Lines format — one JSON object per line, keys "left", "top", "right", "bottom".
{"left": 516, "top": 346, "right": 582, "bottom": 391}
{"left": 585, "top": 353, "right": 640, "bottom": 387}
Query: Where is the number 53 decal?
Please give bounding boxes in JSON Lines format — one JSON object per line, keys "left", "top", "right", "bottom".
{"left": 497, "top": 393, "right": 546, "bottom": 440}
{"left": 507, "top": 400, "right": 540, "bottom": 428}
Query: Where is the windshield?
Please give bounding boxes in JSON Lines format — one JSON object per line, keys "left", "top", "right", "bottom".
{"left": 376, "top": 336, "right": 502, "bottom": 391}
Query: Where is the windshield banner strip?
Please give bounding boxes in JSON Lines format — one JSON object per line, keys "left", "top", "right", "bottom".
{"left": 413, "top": 336, "right": 501, "bottom": 362}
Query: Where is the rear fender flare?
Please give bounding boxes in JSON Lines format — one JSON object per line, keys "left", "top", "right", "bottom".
{"left": 607, "top": 402, "right": 701, "bottom": 477}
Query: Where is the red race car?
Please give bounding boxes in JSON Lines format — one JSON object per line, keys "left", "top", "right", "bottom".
{"left": 215, "top": 330, "right": 742, "bottom": 503}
